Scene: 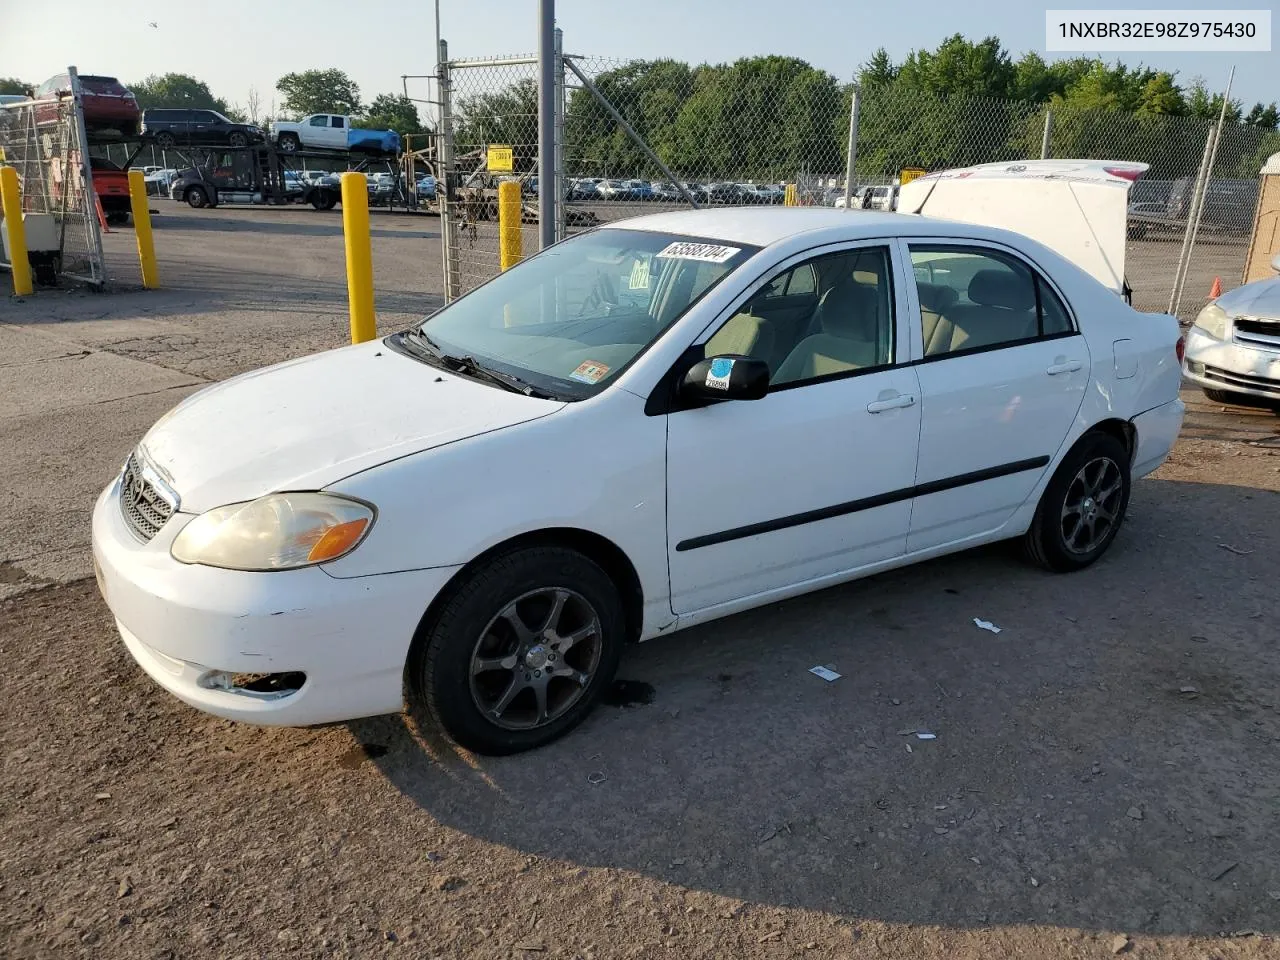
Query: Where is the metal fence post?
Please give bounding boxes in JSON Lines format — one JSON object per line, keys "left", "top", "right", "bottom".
{"left": 1168, "top": 124, "right": 1216, "bottom": 316}
{"left": 553, "top": 26, "right": 566, "bottom": 243}
{"left": 842, "top": 86, "right": 861, "bottom": 207}
{"left": 1040, "top": 108, "right": 1053, "bottom": 160}
{"left": 437, "top": 40, "right": 460, "bottom": 302}
{"left": 537, "top": 0, "right": 556, "bottom": 250}
{"left": 68, "top": 67, "right": 105, "bottom": 285}
{"left": 1173, "top": 67, "right": 1235, "bottom": 318}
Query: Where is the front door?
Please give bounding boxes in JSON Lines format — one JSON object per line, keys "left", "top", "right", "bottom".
{"left": 666, "top": 243, "right": 922, "bottom": 615}
{"left": 903, "top": 241, "right": 1090, "bottom": 552}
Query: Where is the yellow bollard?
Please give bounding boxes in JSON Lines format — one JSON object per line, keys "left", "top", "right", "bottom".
{"left": 0, "top": 165, "right": 33, "bottom": 296}
{"left": 784, "top": 183, "right": 798, "bottom": 207}
{"left": 498, "top": 180, "right": 522, "bottom": 270}
{"left": 127, "top": 169, "right": 159, "bottom": 289}
{"left": 340, "top": 172, "right": 376, "bottom": 344}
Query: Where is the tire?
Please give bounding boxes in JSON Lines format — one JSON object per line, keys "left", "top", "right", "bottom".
{"left": 1024, "top": 431, "right": 1131, "bottom": 572}
{"left": 184, "top": 186, "right": 209, "bottom": 209}
{"left": 229, "top": 132, "right": 248, "bottom": 148}
{"left": 407, "top": 546, "right": 626, "bottom": 755}
{"left": 155, "top": 131, "right": 175, "bottom": 149}
{"left": 278, "top": 133, "right": 299, "bottom": 153}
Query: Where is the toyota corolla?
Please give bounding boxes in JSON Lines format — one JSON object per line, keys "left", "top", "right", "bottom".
{"left": 92, "top": 208, "right": 1185, "bottom": 754}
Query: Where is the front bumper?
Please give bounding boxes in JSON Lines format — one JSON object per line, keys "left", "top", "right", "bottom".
{"left": 91, "top": 476, "right": 461, "bottom": 726}
{"left": 1182, "top": 327, "right": 1280, "bottom": 401}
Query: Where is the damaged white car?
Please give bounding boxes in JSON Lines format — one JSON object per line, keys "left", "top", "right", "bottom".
{"left": 93, "top": 200, "right": 1184, "bottom": 755}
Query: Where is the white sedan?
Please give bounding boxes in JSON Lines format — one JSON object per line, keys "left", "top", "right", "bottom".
{"left": 92, "top": 208, "right": 1185, "bottom": 754}
{"left": 1182, "top": 252, "right": 1280, "bottom": 409}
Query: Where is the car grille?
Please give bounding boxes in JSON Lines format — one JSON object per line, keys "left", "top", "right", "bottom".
{"left": 118, "top": 454, "right": 175, "bottom": 542}
{"left": 1234, "top": 316, "right": 1280, "bottom": 350}
{"left": 1201, "top": 363, "right": 1280, "bottom": 398}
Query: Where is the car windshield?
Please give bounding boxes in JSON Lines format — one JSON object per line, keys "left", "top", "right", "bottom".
{"left": 400, "top": 228, "right": 757, "bottom": 399}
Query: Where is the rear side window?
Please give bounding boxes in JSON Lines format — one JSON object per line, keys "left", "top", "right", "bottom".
{"left": 82, "top": 77, "right": 127, "bottom": 95}
{"left": 332, "top": 117, "right": 346, "bottom": 128}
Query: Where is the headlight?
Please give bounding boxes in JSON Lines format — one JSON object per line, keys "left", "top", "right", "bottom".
{"left": 1192, "top": 303, "right": 1229, "bottom": 339}
{"left": 171, "top": 493, "right": 374, "bottom": 571}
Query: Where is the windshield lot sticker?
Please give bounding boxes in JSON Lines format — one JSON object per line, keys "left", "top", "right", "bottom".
{"left": 629, "top": 258, "right": 651, "bottom": 289}
{"left": 570, "top": 360, "right": 610, "bottom": 384}
{"left": 655, "top": 242, "right": 741, "bottom": 264}
{"left": 705, "top": 357, "right": 734, "bottom": 390}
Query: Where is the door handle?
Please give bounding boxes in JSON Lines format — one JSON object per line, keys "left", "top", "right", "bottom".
{"left": 867, "top": 393, "right": 916, "bottom": 414}
{"left": 1046, "top": 359, "right": 1083, "bottom": 375}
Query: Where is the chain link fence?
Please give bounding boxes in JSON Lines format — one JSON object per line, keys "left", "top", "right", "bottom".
{"left": 0, "top": 87, "right": 106, "bottom": 286}
{"left": 438, "top": 43, "right": 1280, "bottom": 318}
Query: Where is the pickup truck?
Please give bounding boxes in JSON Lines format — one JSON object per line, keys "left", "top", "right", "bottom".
{"left": 269, "top": 114, "right": 401, "bottom": 155}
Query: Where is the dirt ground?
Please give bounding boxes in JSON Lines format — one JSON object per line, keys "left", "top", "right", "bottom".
{"left": 2, "top": 205, "right": 1280, "bottom": 960}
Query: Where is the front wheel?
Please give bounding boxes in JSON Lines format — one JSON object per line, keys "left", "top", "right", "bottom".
{"left": 228, "top": 132, "right": 248, "bottom": 148}
{"left": 184, "top": 186, "right": 209, "bottom": 208}
{"left": 1024, "top": 432, "right": 1131, "bottom": 572}
{"left": 407, "top": 546, "right": 625, "bottom": 755}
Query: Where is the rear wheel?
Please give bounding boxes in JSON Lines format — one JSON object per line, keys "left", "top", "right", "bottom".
{"left": 407, "top": 546, "right": 625, "bottom": 755}
{"left": 154, "top": 131, "right": 175, "bottom": 149}
{"left": 277, "top": 133, "right": 299, "bottom": 153}
{"left": 1024, "top": 432, "right": 1131, "bottom": 572}
{"left": 184, "top": 185, "right": 209, "bottom": 209}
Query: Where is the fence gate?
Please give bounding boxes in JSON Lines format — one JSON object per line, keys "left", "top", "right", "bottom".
{"left": 0, "top": 68, "right": 106, "bottom": 286}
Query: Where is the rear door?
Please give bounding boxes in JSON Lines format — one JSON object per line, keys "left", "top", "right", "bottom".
{"left": 902, "top": 239, "right": 1090, "bottom": 552}
{"left": 328, "top": 115, "right": 348, "bottom": 148}
{"left": 190, "top": 110, "right": 216, "bottom": 142}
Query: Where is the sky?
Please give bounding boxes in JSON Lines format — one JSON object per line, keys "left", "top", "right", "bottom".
{"left": 1, "top": 0, "right": 1272, "bottom": 114}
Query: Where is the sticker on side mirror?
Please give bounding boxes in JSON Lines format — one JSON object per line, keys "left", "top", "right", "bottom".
{"left": 705, "top": 357, "right": 734, "bottom": 390}
{"left": 655, "top": 242, "right": 741, "bottom": 263}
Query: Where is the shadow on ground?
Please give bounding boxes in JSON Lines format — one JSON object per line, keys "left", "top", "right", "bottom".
{"left": 354, "top": 477, "right": 1280, "bottom": 936}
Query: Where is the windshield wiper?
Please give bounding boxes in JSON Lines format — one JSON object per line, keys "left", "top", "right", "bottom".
{"left": 401, "top": 329, "right": 558, "bottom": 399}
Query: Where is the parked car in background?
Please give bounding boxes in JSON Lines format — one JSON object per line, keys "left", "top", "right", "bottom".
{"left": 34, "top": 74, "right": 140, "bottom": 136}
{"left": 1182, "top": 252, "right": 1280, "bottom": 410}
{"left": 649, "top": 180, "right": 682, "bottom": 201}
{"left": 706, "top": 182, "right": 752, "bottom": 205}
{"left": 415, "top": 174, "right": 437, "bottom": 198}
{"left": 835, "top": 184, "right": 897, "bottom": 210}
{"left": 741, "top": 183, "right": 784, "bottom": 205}
{"left": 627, "top": 179, "right": 654, "bottom": 201}
{"left": 141, "top": 109, "right": 263, "bottom": 149}
{"left": 596, "top": 179, "right": 634, "bottom": 201}
{"left": 568, "top": 178, "right": 601, "bottom": 200}
{"left": 302, "top": 170, "right": 340, "bottom": 187}
{"left": 89, "top": 156, "right": 132, "bottom": 224}
{"left": 142, "top": 167, "right": 178, "bottom": 195}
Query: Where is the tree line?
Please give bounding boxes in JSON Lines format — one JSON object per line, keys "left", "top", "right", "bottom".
{"left": 452, "top": 35, "right": 1280, "bottom": 183}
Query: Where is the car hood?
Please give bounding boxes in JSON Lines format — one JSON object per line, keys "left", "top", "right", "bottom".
{"left": 1217, "top": 275, "right": 1280, "bottom": 317}
{"left": 138, "top": 340, "right": 565, "bottom": 513}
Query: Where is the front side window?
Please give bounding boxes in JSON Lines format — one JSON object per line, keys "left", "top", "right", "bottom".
{"left": 702, "top": 246, "right": 895, "bottom": 387}
{"left": 309, "top": 115, "right": 328, "bottom": 127}
{"left": 911, "top": 246, "right": 1072, "bottom": 357}
{"left": 399, "top": 229, "right": 757, "bottom": 399}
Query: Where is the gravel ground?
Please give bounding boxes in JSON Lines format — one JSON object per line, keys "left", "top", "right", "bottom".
{"left": 2, "top": 206, "right": 1279, "bottom": 959}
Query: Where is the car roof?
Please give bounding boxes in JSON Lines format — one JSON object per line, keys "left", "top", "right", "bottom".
{"left": 599, "top": 206, "right": 1025, "bottom": 248}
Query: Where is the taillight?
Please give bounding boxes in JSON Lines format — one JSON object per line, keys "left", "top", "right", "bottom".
{"left": 1104, "top": 165, "right": 1143, "bottom": 182}
{"left": 1175, "top": 335, "right": 1186, "bottom": 363}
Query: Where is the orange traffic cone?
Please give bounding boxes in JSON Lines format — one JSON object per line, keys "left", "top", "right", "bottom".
{"left": 1209, "top": 276, "right": 1222, "bottom": 299}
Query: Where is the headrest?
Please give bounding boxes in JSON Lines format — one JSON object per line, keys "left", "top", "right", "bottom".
{"left": 818, "top": 281, "right": 878, "bottom": 338}
{"left": 968, "top": 269, "right": 1035, "bottom": 311}
{"left": 916, "top": 281, "right": 958, "bottom": 314}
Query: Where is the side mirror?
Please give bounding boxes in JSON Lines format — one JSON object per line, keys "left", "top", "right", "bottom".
{"left": 680, "top": 355, "right": 770, "bottom": 403}
{"left": 1271, "top": 252, "right": 1280, "bottom": 273}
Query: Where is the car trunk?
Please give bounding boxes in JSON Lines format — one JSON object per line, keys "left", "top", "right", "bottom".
{"left": 897, "top": 160, "right": 1149, "bottom": 297}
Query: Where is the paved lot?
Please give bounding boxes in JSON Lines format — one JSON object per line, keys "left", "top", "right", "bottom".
{"left": 2, "top": 206, "right": 1279, "bottom": 959}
